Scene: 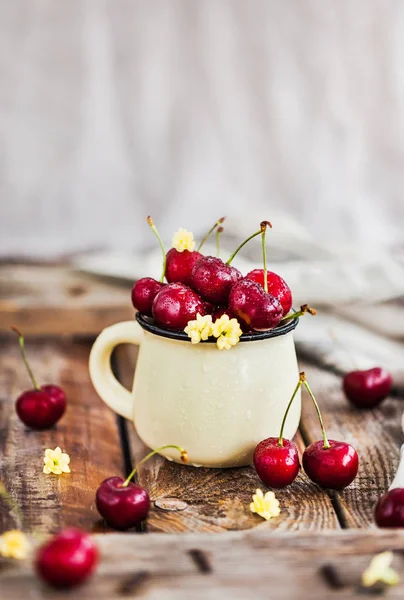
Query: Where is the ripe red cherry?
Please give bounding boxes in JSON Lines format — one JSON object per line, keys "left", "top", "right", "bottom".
{"left": 35, "top": 528, "right": 98, "bottom": 589}
{"left": 96, "top": 445, "right": 187, "bottom": 530}
{"left": 228, "top": 279, "right": 283, "bottom": 331}
{"left": 375, "top": 488, "right": 404, "bottom": 528}
{"left": 254, "top": 438, "right": 300, "bottom": 488}
{"left": 12, "top": 328, "right": 66, "bottom": 430}
{"left": 343, "top": 367, "right": 392, "bottom": 409}
{"left": 131, "top": 277, "right": 164, "bottom": 316}
{"left": 152, "top": 282, "right": 206, "bottom": 330}
{"left": 190, "top": 256, "right": 242, "bottom": 305}
{"left": 303, "top": 440, "right": 359, "bottom": 489}
{"left": 96, "top": 476, "right": 150, "bottom": 530}
{"left": 166, "top": 248, "right": 203, "bottom": 286}
{"left": 246, "top": 269, "right": 292, "bottom": 316}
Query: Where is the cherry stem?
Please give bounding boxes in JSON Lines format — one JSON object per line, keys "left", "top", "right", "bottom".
{"left": 281, "top": 305, "right": 317, "bottom": 322}
{"left": 147, "top": 216, "right": 166, "bottom": 283}
{"left": 278, "top": 375, "right": 304, "bottom": 446}
{"left": 216, "top": 226, "right": 223, "bottom": 257}
{"left": 197, "top": 217, "right": 226, "bottom": 252}
{"left": 261, "top": 226, "right": 268, "bottom": 293}
{"left": 300, "top": 373, "right": 330, "bottom": 449}
{"left": 226, "top": 221, "right": 272, "bottom": 265}
{"left": 11, "top": 327, "right": 40, "bottom": 391}
{"left": 122, "top": 444, "right": 188, "bottom": 487}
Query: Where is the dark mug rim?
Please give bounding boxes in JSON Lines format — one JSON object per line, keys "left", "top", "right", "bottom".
{"left": 136, "top": 312, "right": 298, "bottom": 343}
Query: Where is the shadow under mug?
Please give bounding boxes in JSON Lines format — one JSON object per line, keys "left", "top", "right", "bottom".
{"left": 89, "top": 314, "right": 301, "bottom": 468}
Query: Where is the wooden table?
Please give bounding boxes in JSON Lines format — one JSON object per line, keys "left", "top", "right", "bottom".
{"left": 1, "top": 263, "right": 404, "bottom": 598}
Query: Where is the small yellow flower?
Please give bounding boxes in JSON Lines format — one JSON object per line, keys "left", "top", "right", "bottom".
{"left": 212, "top": 314, "right": 242, "bottom": 350}
{"left": 172, "top": 228, "right": 195, "bottom": 252}
{"left": 184, "top": 313, "right": 214, "bottom": 344}
{"left": 362, "top": 551, "right": 399, "bottom": 588}
{"left": 43, "top": 447, "right": 71, "bottom": 475}
{"left": 250, "top": 488, "right": 281, "bottom": 521}
{"left": 0, "top": 530, "right": 30, "bottom": 560}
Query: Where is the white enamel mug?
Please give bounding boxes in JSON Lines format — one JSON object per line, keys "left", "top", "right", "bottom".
{"left": 89, "top": 314, "right": 301, "bottom": 468}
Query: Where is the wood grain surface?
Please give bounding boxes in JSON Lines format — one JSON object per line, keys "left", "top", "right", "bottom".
{"left": 299, "top": 362, "right": 402, "bottom": 529}
{"left": 0, "top": 338, "right": 124, "bottom": 534}
{"left": 0, "top": 264, "right": 132, "bottom": 336}
{"left": 2, "top": 529, "right": 404, "bottom": 599}
{"left": 115, "top": 345, "right": 339, "bottom": 533}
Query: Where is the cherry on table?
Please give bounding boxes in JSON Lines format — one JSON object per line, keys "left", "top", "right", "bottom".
{"left": 375, "top": 488, "right": 404, "bottom": 528}
{"left": 300, "top": 373, "right": 359, "bottom": 489}
{"left": 12, "top": 327, "right": 66, "bottom": 430}
{"left": 152, "top": 282, "right": 206, "bottom": 330}
{"left": 253, "top": 375, "right": 302, "bottom": 488}
{"left": 343, "top": 367, "right": 392, "bottom": 409}
{"left": 96, "top": 445, "right": 187, "bottom": 530}
{"left": 35, "top": 528, "right": 98, "bottom": 589}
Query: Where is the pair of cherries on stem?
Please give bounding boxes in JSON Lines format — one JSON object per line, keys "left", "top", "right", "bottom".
{"left": 12, "top": 328, "right": 66, "bottom": 430}
{"left": 96, "top": 445, "right": 188, "bottom": 530}
{"left": 254, "top": 372, "right": 359, "bottom": 489}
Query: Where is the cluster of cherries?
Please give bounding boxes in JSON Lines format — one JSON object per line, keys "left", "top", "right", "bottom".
{"left": 132, "top": 217, "right": 296, "bottom": 333}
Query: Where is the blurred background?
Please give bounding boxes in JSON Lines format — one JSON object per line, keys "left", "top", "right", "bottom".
{"left": 1, "top": 1, "right": 404, "bottom": 376}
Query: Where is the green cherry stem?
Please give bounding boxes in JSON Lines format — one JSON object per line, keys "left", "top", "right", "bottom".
{"left": 226, "top": 220, "right": 272, "bottom": 266}
{"left": 122, "top": 445, "right": 188, "bottom": 487}
{"left": 147, "top": 216, "right": 166, "bottom": 283}
{"left": 216, "top": 226, "right": 223, "bottom": 257}
{"left": 278, "top": 374, "right": 304, "bottom": 446}
{"left": 261, "top": 223, "right": 269, "bottom": 293}
{"left": 11, "top": 327, "right": 40, "bottom": 391}
{"left": 281, "top": 304, "right": 317, "bottom": 322}
{"left": 301, "top": 373, "right": 330, "bottom": 449}
{"left": 197, "top": 217, "right": 226, "bottom": 252}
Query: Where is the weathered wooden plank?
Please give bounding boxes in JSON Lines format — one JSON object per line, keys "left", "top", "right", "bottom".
{"left": 114, "top": 346, "right": 339, "bottom": 533}
{"left": 0, "top": 264, "right": 132, "bottom": 336}
{"left": 299, "top": 362, "right": 402, "bottom": 529}
{"left": 0, "top": 338, "right": 124, "bottom": 534}
{"left": 2, "top": 530, "right": 404, "bottom": 599}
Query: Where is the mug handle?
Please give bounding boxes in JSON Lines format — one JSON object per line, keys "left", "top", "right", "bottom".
{"left": 89, "top": 320, "right": 143, "bottom": 420}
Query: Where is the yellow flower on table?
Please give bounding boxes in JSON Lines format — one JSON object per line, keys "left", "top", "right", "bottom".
{"left": 184, "top": 313, "right": 214, "bottom": 344}
{"left": 212, "top": 314, "right": 242, "bottom": 350}
{"left": 250, "top": 489, "right": 281, "bottom": 521}
{"left": 43, "top": 446, "right": 71, "bottom": 475}
{"left": 362, "top": 551, "right": 399, "bottom": 588}
{"left": 172, "top": 228, "right": 195, "bottom": 252}
{"left": 0, "top": 530, "right": 30, "bottom": 560}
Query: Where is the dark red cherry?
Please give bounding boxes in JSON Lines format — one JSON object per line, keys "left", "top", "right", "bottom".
{"left": 375, "top": 488, "right": 404, "bottom": 528}
{"left": 228, "top": 279, "right": 283, "bottom": 331}
{"left": 246, "top": 269, "right": 292, "bottom": 316}
{"left": 131, "top": 277, "right": 164, "bottom": 316}
{"left": 165, "top": 248, "right": 202, "bottom": 287}
{"left": 254, "top": 438, "right": 300, "bottom": 488}
{"left": 152, "top": 282, "right": 206, "bottom": 330}
{"left": 190, "top": 256, "right": 242, "bottom": 305}
{"left": 35, "top": 528, "right": 98, "bottom": 589}
{"left": 343, "top": 367, "right": 392, "bottom": 409}
{"left": 12, "top": 328, "right": 66, "bottom": 430}
{"left": 303, "top": 440, "right": 359, "bottom": 489}
{"left": 16, "top": 385, "right": 66, "bottom": 430}
{"left": 96, "top": 476, "right": 150, "bottom": 530}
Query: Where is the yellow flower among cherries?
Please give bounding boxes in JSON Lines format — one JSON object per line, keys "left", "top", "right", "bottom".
{"left": 184, "top": 313, "right": 213, "bottom": 344}
{"left": 250, "top": 488, "right": 281, "bottom": 521}
{"left": 43, "top": 447, "right": 71, "bottom": 475}
{"left": 212, "top": 314, "right": 242, "bottom": 350}
{"left": 362, "top": 551, "right": 399, "bottom": 588}
{"left": 0, "top": 530, "right": 30, "bottom": 560}
{"left": 172, "top": 228, "right": 195, "bottom": 253}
